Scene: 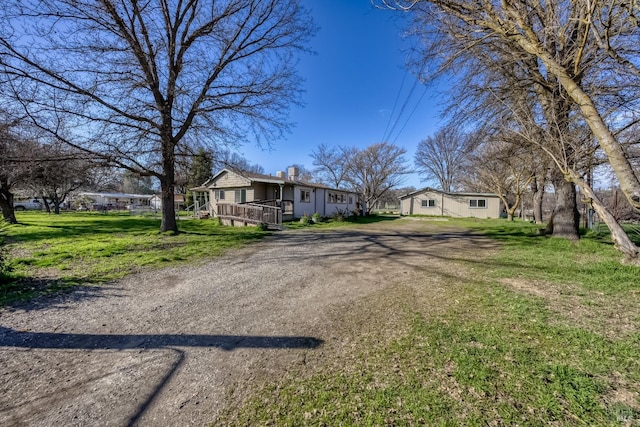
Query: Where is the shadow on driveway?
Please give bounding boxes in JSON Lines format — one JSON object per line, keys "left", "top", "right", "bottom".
{"left": 0, "top": 326, "right": 322, "bottom": 426}
{"left": 0, "top": 326, "right": 323, "bottom": 351}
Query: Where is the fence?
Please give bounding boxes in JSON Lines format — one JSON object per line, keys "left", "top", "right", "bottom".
{"left": 216, "top": 202, "right": 282, "bottom": 226}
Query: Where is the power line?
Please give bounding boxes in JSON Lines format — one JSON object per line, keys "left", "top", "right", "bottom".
{"left": 383, "top": 76, "right": 419, "bottom": 143}
{"left": 392, "top": 85, "right": 428, "bottom": 144}
{"left": 381, "top": 68, "right": 408, "bottom": 142}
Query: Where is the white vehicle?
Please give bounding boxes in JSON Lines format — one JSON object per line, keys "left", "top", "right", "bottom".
{"left": 13, "top": 198, "right": 42, "bottom": 211}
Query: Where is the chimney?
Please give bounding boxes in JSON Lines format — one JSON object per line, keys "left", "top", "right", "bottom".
{"left": 276, "top": 170, "right": 286, "bottom": 179}
{"left": 288, "top": 166, "right": 299, "bottom": 181}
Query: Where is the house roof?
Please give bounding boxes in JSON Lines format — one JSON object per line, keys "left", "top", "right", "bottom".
{"left": 398, "top": 187, "right": 500, "bottom": 200}
{"left": 78, "top": 192, "right": 154, "bottom": 200}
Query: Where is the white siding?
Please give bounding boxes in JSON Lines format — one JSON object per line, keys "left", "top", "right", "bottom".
{"left": 401, "top": 190, "right": 501, "bottom": 219}
{"left": 293, "top": 186, "right": 314, "bottom": 218}
{"left": 325, "top": 190, "right": 357, "bottom": 218}
{"left": 211, "top": 170, "right": 251, "bottom": 187}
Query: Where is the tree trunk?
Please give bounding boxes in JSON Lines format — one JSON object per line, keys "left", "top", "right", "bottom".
{"left": 551, "top": 176, "right": 580, "bottom": 240}
{"left": 41, "top": 195, "right": 51, "bottom": 214}
{"left": 160, "top": 175, "right": 178, "bottom": 233}
{"left": 532, "top": 174, "right": 545, "bottom": 224}
{"left": 160, "top": 148, "right": 178, "bottom": 233}
{"left": 569, "top": 172, "right": 639, "bottom": 263}
{"left": 0, "top": 188, "right": 17, "bottom": 224}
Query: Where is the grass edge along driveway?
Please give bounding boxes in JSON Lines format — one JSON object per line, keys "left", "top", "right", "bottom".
{"left": 220, "top": 218, "right": 640, "bottom": 426}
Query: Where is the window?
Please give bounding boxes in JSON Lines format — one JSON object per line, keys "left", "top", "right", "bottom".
{"left": 469, "top": 199, "right": 487, "bottom": 208}
{"left": 329, "top": 192, "right": 346, "bottom": 204}
{"left": 234, "top": 189, "right": 246, "bottom": 203}
{"left": 421, "top": 199, "right": 436, "bottom": 208}
{"left": 300, "top": 189, "right": 310, "bottom": 202}
{"left": 349, "top": 196, "right": 353, "bottom": 204}
{"left": 214, "top": 190, "right": 225, "bottom": 200}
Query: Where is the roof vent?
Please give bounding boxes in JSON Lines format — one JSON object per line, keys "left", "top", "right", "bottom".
{"left": 276, "top": 170, "right": 286, "bottom": 179}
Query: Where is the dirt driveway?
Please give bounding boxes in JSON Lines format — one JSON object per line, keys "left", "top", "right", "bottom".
{"left": 0, "top": 218, "right": 494, "bottom": 426}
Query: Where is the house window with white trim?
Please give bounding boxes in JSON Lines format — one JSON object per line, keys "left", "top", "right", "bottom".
{"left": 214, "top": 190, "right": 225, "bottom": 200}
{"left": 469, "top": 199, "right": 487, "bottom": 208}
{"left": 328, "top": 192, "right": 346, "bottom": 204}
{"left": 300, "top": 189, "right": 310, "bottom": 203}
{"left": 421, "top": 199, "right": 436, "bottom": 208}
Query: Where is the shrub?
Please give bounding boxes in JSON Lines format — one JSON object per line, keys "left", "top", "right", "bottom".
{"left": 300, "top": 214, "right": 310, "bottom": 225}
{"left": 332, "top": 209, "right": 347, "bottom": 222}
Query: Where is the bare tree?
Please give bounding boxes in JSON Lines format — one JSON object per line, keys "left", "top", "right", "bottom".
{"left": 344, "top": 142, "right": 410, "bottom": 214}
{"left": 415, "top": 126, "right": 475, "bottom": 192}
{"left": 214, "top": 149, "right": 264, "bottom": 174}
{"left": 310, "top": 143, "right": 352, "bottom": 189}
{"left": 86, "top": 167, "right": 127, "bottom": 193}
{"left": 376, "top": 0, "right": 640, "bottom": 258}
{"left": 372, "top": 186, "right": 415, "bottom": 211}
{"left": 467, "top": 139, "right": 536, "bottom": 222}
{"left": 377, "top": 0, "right": 640, "bottom": 213}
{"left": 0, "top": 124, "right": 36, "bottom": 223}
{"left": 25, "top": 143, "right": 95, "bottom": 214}
{"left": 121, "top": 170, "right": 156, "bottom": 195}
{"left": 0, "top": 0, "right": 315, "bottom": 232}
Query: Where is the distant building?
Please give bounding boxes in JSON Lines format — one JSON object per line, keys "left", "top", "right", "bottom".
{"left": 399, "top": 188, "right": 503, "bottom": 219}
{"left": 76, "top": 192, "right": 153, "bottom": 210}
{"left": 150, "top": 193, "right": 185, "bottom": 210}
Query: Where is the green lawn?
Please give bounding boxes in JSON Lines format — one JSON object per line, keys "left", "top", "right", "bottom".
{"left": 221, "top": 218, "right": 640, "bottom": 426}
{"left": 0, "top": 211, "right": 268, "bottom": 305}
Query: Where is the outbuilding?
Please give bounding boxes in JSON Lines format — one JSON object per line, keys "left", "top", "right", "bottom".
{"left": 399, "top": 188, "right": 503, "bottom": 219}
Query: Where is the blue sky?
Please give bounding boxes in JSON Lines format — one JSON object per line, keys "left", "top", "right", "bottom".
{"left": 241, "top": 0, "right": 444, "bottom": 188}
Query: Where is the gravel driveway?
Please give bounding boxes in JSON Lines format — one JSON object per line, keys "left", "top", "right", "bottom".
{"left": 0, "top": 219, "right": 493, "bottom": 426}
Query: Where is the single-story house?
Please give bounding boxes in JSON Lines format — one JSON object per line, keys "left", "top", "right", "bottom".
{"left": 399, "top": 188, "right": 503, "bottom": 219}
{"left": 191, "top": 167, "right": 360, "bottom": 226}
{"left": 150, "top": 193, "right": 185, "bottom": 210}
{"left": 75, "top": 192, "right": 154, "bottom": 210}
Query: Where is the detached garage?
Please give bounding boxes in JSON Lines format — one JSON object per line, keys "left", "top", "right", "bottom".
{"left": 399, "top": 188, "right": 503, "bottom": 219}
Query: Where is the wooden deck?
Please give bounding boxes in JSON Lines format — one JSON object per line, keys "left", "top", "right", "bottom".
{"left": 216, "top": 202, "right": 283, "bottom": 226}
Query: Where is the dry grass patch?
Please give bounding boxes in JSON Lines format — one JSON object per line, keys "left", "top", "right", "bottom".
{"left": 501, "top": 277, "right": 640, "bottom": 340}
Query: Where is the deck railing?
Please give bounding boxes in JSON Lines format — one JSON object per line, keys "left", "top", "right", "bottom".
{"left": 217, "top": 202, "right": 282, "bottom": 226}
{"left": 246, "top": 199, "right": 293, "bottom": 215}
